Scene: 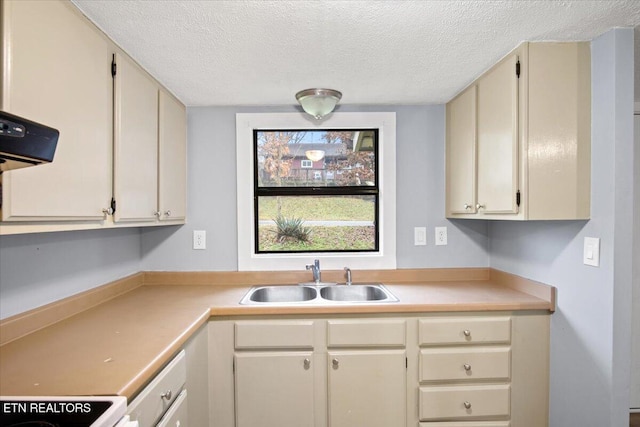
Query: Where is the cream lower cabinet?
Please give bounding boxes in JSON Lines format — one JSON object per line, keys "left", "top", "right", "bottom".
{"left": 232, "top": 320, "right": 316, "bottom": 427}
{"left": 326, "top": 319, "right": 407, "bottom": 427}
{"left": 446, "top": 41, "right": 591, "bottom": 220}
{"left": 235, "top": 352, "right": 315, "bottom": 427}
{"left": 209, "top": 313, "right": 549, "bottom": 427}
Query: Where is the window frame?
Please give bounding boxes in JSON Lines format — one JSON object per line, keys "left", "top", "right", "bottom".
{"left": 236, "top": 112, "right": 396, "bottom": 271}
{"left": 253, "top": 128, "right": 380, "bottom": 254}
{"left": 300, "top": 159, "right": 313, "bottom": 168}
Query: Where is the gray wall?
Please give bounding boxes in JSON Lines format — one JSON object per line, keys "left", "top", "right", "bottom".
{"left": 141, "top": 105, "right": 489, "bottom": 271}
{"left": 0, "top": 228, "right": 141, "bottom": 319}
{"left": 489, "top": 28, "right": 635, "bottom": 427}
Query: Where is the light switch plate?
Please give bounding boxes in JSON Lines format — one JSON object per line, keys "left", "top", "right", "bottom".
{"left": 583, "top": 237, "right": 600, "bottom": 267}
{"left": 414, "top": 227, "right": 427, "bottom": 246}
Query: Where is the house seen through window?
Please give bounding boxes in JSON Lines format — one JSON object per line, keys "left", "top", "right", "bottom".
{"left": 254, "top": 129, "right": 378, "bottom": 253}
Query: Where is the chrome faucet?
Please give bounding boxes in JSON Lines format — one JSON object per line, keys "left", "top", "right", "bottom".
{"left": 306, "top": 259, "right": 321, "bottom": 284}
{"left": 344, "top": 267, "right": 352, "bottom": 285}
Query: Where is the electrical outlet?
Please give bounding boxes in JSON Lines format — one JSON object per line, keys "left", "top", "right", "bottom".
{"left": 435, "top": 227, "right": 447, "bottom": 246}
{"left": 414, "top": 227, "right": 427, "bottom": 246}
{"left": 193, "top": 230, "right": 206, "bottom": 250}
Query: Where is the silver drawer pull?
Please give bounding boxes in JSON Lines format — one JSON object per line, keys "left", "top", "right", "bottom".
{"left": 463, "top": 364, "right": 471, "bottom": 371}
{"left": 463, "top": 329, "right": 471, "bottom": 337}
{"left": 165, "top": 210, "right": 171, "bottom": 217}
{"left": 160, "top": 390, "right": 172, "bottom": 401}
{"left": 464, "top": 401, "right": 472, "bottom": 409}
{"left": 464, "top": 203, "right": 472, "bottom": 210}
{"left": 304, "top": 358, "right": 311, "bottom": 369}
{"left": 332, "top": 358, "right": 339, "bottom": 368}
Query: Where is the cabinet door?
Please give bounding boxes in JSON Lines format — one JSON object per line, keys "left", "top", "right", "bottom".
{"left": 476, "top": 53, "right": 519, "bottom": 214}
{"left": 1, "top": 0, "right": 111, "bottom": 221}
{"left": 328, "top": 350, "right": 406, "bottom": 427}
{"left": 235, "top": 352, "right": 314, "bottom": 427}
{"left": 446, "top": 85, "right": 477, "bottom": 215}
{"left": 158, "top": 90, "right": 186, "bottom": 222}
{"left": 113, "top": 52, "right": 159, "bottom": 223}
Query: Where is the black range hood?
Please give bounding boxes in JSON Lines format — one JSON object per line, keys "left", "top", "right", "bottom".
{"left": 0, "top": 111, "right": 59, "bottom": 172}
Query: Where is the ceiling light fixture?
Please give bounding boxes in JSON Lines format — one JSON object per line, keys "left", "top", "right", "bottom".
{"left": 295, "top": 88, "right": 342, "bottom": 120}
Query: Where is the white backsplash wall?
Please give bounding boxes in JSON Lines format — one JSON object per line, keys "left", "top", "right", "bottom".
{"left": 489, "top": 28, "right": 635, "bottom": 427}
{"left": 140, "top": 104, "right": 489, "bottom": 271}
{"left": 0, "top": 228, "right": 142, "bottom": 319}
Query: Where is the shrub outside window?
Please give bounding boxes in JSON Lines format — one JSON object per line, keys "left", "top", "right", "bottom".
{"left": 254, "top": 129, "right": 378, "bottom": 253}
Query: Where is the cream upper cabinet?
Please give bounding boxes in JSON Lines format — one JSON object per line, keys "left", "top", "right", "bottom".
{"left": 476, "top": 53, "right": 519, "bottom": 215}
{"left": 446, "top": 41, "right": 590, "bottom": 220}
{"left": 0, "top": 0, "right": 187, "bottom": 234}
{"left": 158, "top": 90, "right": 187, "bottom": 222}
{"left": 113, "top": 52, "right": 159, "bottom": 223}
{"left": 446, "top": 85, "right": 477, "bottom": 215}
{"left": 0, "top": 0, "right": 112, "bottom": 222}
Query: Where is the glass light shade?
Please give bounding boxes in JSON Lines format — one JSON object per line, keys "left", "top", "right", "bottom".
{"left": 295, "top": 88, "right": 342, "bottom": 120}
{"left": 305, "top": 149, "right": 325, "bottom": 162}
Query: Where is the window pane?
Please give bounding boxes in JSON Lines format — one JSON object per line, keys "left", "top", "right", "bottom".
{"left": 257, "top": 195, "right": 377, "bottom": 252}
{"left": 256, "top": 130, "right": 376, "bottom": 187}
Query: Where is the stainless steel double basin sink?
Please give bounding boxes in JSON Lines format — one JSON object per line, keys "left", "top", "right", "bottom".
{"left": 239, "top": 283, "right": 399, "bottom": 305}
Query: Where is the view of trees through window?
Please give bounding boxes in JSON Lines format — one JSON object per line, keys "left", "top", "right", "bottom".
{"left": 254, "top": 129, "right": 378, "bottom": 253}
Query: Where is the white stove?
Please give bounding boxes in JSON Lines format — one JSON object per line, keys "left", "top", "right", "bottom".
{"left": 0, "top": 395, "right": 136, "bottom": 427}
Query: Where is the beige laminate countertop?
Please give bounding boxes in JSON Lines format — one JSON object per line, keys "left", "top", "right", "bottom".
{"left": 0, "top": 271, "right": 554, "bottom": 400}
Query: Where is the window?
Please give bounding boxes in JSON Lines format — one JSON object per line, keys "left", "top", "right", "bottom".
{"left": 236, "top": 112, "right": 396, "bottom": 271}
{"left": 254, "top": 129, "right": 378, "bottom": 253}
{"left": 301, "top": 159, "right": 313, "bottom": 168}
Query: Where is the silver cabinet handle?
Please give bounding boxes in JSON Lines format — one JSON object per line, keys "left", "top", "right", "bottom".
{"left": 464, "top": 203, "right": 472, "bottom": 210}
{"left": 154, "top": 210, "right": 161, "bottom": 218}
{"left": 463, "top": 364, "right": 471, "bottom": 371}
{"left": 160, "top": 390, "right": 172, "bottom": 401}
{"left": 476, "top": 203, "right": 485, "bottom": 210}
{"left": 102, "top": 208, "right": 113, "bottom": 215}
{"left": 464, "top": 401, "right": 472, "bottom": 409}
{"left": 164, "top": 210, "right": 171, "bottom": 217}
{"left": 332, "top": 358, "right": 339, "bottom": 368}
{"left": 463, "top": 329, "right": 471, "bottom": 337}
{"left": 304, "top": 358, "right": 311, "bottom": 369}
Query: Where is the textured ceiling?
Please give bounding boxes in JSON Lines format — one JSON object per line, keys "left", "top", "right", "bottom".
{"left": 71, "top": 0, "right": 640, "bottom": 107}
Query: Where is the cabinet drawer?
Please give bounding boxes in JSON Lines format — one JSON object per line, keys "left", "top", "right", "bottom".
{"left": 327, "top": 319, "right": 406, "bottom": 347}
{"left": 128, "top": 350, "right": 186, "bottom": 427}
{"left": 420, "top": 347, "right": 511, "bottom": 382}
{"left": 419, "top": 317, "right": 511, "bottom": 346}
{"left": 235, "top": 321, "right": 314, "bottom": 349}
{"left": 419, "top": 384, "right": 510, "bottom": 421}
{"left": 156, "top": 389, "right": 188, "bottom": 427}
{"left": 420, "top": 422, "right": 510, "bottom": 427}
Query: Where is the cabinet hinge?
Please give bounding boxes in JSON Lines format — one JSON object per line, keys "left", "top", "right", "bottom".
{"left": 516, "top": 60, "right": 521, "bottom": 78}
{"left": 516, "top": 190, "right": 521, "bottom": 207}
{"left": 110, "top": 197, "right": 117, "bottom": 214}
{"left": 111, "top": 54, "right": 117, "bottom": 77}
